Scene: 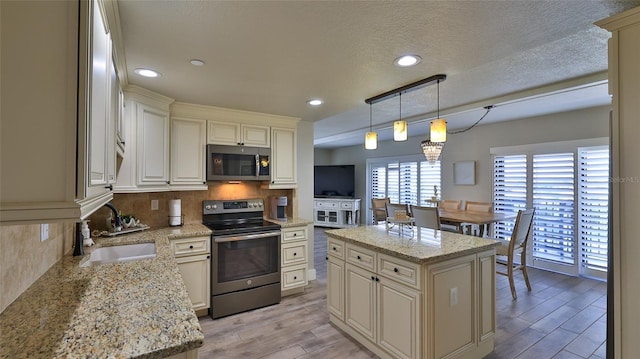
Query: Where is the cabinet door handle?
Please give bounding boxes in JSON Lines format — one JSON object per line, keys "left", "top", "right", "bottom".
{"left": 393, "top": 267, "right": 399, "bottom": 273}
{"left": 104, "top": 184, "right": 113, "bottom": 191}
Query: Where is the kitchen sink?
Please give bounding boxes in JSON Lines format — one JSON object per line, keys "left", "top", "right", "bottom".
{"left": 80, "top": 242, "right": 157, "bottom": 267}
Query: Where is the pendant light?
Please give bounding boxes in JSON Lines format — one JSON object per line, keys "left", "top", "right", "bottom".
{"left": 365, "top": 103, "right": 378, "bottom": 150}
{"left": 394, "top": 93, "right": 408, "bottom": 141}
{"left": 430, "top": 79, "right": 447, "bottom": 142}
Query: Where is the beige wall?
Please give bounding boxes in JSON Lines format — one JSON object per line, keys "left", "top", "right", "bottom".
{"left": 0, "top": 223, "right": 74, "bottom": 313}
{"left": 315, "top": 105, "right": 610, "bottom": 224}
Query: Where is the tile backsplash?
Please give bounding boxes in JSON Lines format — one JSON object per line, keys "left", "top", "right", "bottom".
{"left": 87, "top": 182, "right": 294, "bottom": 231}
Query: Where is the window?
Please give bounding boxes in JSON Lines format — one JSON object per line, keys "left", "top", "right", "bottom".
{"left": 491, "top": 139, "right": 609, "bottom": 279}
{"left": 367, "top": 156, "right": 440, "bottom": 223}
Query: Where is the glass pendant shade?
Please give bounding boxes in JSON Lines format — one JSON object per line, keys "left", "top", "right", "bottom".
{"left": 393, "top": 120, "right": 408, "bottom": 141}
{"left": 430, "top": 118, "right": 447, "bottom": 142}
{"left": 365, "top": 131, "right": 378, "bottom": 150}
{"left": 421, "top": 140, "right": 444, "bottom": 164}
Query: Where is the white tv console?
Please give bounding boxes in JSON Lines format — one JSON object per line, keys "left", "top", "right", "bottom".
{"left": 313, "top": 198, "right": 360, "bottom": 228}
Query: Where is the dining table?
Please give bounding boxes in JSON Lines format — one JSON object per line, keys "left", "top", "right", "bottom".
{"left": 438, "top": 209, "right": 518, "bottom": 237}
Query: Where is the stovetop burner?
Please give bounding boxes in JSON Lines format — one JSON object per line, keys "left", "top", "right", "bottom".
{"left": 203, "top": 199, "right": 280, "bottom": 236}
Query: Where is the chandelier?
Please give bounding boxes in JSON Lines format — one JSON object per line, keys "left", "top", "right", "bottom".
{"left": 421, "top": 140, "right": 445, "bottom": 165}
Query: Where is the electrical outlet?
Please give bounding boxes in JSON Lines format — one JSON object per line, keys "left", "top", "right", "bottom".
{"left": 450, "top": 287, "right": 458, "bottom": 306}
{"left": 151, "top": 199, "right": 159, "bottom": 211}
{"left": 40, "top": 224, "right": 49, "bottom": 241}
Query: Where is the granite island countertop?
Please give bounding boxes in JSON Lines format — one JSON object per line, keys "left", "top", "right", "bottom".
{"left": 0, "top": 224, "right": 211, "bottom": 359}
{"left": 325, "top": 225, "right": 499, "bottom": 264}
{"left": 265, "top": 217, "right": 313, "bottom": 228}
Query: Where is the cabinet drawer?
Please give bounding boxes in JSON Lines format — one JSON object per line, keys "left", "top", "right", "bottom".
{"left": 328, "top": 238, "right": 345, "bottom": 260}
{"left": 282, "top": 242, "right": 307, "bottom": 266}
{"left": 170, "top": 236, "right": 210, "bottom": 257}
{"left": 282, "top": 227, "right": 307, "bottom": 243}
{"left": 346, "top": 243, "right": 377, "bottom": 272}
{"left": 378, "top": 253, "right": 421, "bottom": 289}
{"left": 316, "top": 200, "right": 338, "bottom": 209}
{"left": 340, "top": 202, "right": 354, "bottom": 210}
{"left": 282, "top": 264, "right": 308, "bottom": 290}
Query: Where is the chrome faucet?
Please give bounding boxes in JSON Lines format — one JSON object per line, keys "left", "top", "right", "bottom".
{"left": 103, "top": 202, "right": 123, "bottom": 231}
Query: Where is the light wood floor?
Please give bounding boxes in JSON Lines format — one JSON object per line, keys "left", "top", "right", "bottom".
{"left": 198, "top": 227, "right": 607, "bottom": 359}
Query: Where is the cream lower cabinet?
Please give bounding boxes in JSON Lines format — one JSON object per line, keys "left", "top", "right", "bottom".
{"left": 328, "top": 237, "right": 495, "bottom": 359}
{"left": 281, "top": 225, "right": 309, "bottom": 294}
{"left": 170, "top": 236, "right": 211, "bottom": 314}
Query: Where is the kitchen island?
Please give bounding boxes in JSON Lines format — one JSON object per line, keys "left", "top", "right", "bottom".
{"left": 0, "top": 224, "right": 211, "bottom": 359}
{"left": 325, "top": 225, "right": 499, "bottom": 359}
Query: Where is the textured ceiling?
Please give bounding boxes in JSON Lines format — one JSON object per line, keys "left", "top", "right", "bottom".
{"left": 117, "top": 0, "right": 640, "bottom": 148}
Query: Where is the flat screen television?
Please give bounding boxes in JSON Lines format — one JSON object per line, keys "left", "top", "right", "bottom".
{"left": 314, "top": 165, "right": 355, "bottom": 198}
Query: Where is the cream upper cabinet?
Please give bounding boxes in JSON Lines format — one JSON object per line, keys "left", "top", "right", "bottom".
{"left": 207, "top": 120, "right": 270, "bottom": 147}
{"left": 270, "top": 127, "right": 297, "bottom": 188}
{"left": 0, "top": 0, "right": 122, "bottom": 223}
{"left": 114, "top": 85, "right": 173, "bottom": 193}
{"left": 136, "top": 103, "right": 170, "bottom": 187}
{"left": 170, "top": 117, "right": 207, "bottom": 190}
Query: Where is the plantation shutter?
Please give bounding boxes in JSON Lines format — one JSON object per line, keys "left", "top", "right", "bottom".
{"left": 399, "top": 162, "right": 418, "bottom": 205}
{"left": 420, "top": 161, "right": 441, "bottom": 203}
{"left": 371, "top": 164, "right": 387, "bottom": 200}
{"left": 578, "top": 147, "right": 609, "bottom": 276}
{"left": 532, "top": 153, "right": 576, "bottom": 266}
{"left": 493, "top": 155, "right": 527, "bottom": 239}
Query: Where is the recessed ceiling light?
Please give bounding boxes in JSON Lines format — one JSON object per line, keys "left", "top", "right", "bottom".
{"left": 307, "top": 99, "right": 323, "bottom": 106}
{"left": 190, "top": 59, "right": 205, "bottom": 66}
{"left": 134, "top": 68, "right": 160, "bottom": 78}
{"left": 393, "top": 55, "right": 422, "bottom": 67}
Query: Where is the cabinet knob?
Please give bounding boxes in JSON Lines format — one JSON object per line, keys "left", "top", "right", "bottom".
{"left": 207, "top": 255, "right": 210, "bottom": 259}
{"left": 121, "top": 141, "right": 125, "bottom": 146}
{"left": 393, "top": 267, "right": 399, "bottom": 273}
{"left": 375, "top": 277, "right": 380, "bottom": 282}
{"left": 189, "top": 245, "right": 194, "bottom": 249}
{"left": 371, "top": 276, "right": 375, "bottom": 281}
{"left": 293, "top": 252, "right": 297, "bottom": 256}
{"left": 333, "top": 247, "right": 337, "bottom": 251}
{"left": 203, "top": 181, "right": 206, "bottom": 185}
{"left": 357, "top": 255, "right": 361, "bottom": 260}
{"left": 293, "top": 233, "right": 297, "bottom": 237}
{"left": 293, "top": 276, "right": 297, "bottom": 280}
{"left": 104, "top": 184, "right": 113, "bottom": 191}
{"left": 325, "top": 256, "right": 328, "bottom": 261}
{"left": 166, "top": 181, "right": 170, "bottom": 184}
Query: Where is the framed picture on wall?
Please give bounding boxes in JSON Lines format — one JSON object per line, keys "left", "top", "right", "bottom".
{"left": 454, "top": 161, "right": 475, "bottom": 185}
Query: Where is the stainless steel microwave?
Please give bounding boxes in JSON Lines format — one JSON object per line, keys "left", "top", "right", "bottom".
{"left": 206, "top": 144, "right": 270, "bottom": 181}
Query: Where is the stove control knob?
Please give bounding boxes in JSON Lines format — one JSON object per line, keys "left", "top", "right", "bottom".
{"left": 257, "top": 202, "right": 263, "bottom": 207}
{"left": 205, "top": 205, "right": 211, "bottom": 210}
{"left": 212, "top": 204, "right": 218, "bottom": 210}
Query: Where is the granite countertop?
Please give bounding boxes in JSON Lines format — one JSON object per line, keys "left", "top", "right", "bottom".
{"left": 325, "top": 225, "right": 499, "bottom": 264}
{"left": 265, "top": 217, "right": 313, "bottom": 228}
{"left": 0, "top": 224, "right": 211, "bottom": 359}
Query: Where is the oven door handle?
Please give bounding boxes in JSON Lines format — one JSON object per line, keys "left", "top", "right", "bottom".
{"left": 214, "top": 230, "right": 281, "bottom": 243}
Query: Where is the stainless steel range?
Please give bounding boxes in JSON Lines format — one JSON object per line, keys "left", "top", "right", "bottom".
{"left": 203, "top": 199, "right": 281, "bottom": 319}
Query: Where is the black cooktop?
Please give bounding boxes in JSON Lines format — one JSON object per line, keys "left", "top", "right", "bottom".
{"left": 204, "top": 219, "right": 281, "bottom": 236}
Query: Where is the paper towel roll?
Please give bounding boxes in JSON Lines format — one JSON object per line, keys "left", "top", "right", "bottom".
{"left": 169, "top": 199, "right": 182, "bottom": 226}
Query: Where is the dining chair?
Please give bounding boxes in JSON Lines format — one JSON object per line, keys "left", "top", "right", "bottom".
{"left": 371, "top": 197, "right": 390, "bottom": 224}
{"left": 463, "top": 201, "right": 493, "bottom": 236}
{"left": 438, "top": 200, "right": 462, "bottom": 232}
{"left": 385, "top": 202, "right": 410, "bottom": 220}
{"left": 495, "top": 208, "right": 535, "bottom": 300}
{"left": 411, "top": 205, "right": 440, "bottom": 230}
